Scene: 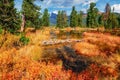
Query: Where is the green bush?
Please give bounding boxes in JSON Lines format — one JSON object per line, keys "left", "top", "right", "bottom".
{"left": 20, "top": 35, "right": 29, "bottom": 45}
{"left": 0, "top": 26, "right": 3, "bottom": 34}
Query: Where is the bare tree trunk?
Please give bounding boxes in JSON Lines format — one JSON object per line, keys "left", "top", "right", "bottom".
{"left": 20, "top": 14, "right": 25, "bottom": 32}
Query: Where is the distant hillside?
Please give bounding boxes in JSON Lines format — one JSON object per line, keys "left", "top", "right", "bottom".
{"left": 50, "top": 12, "right": 70, "bottom": 26}
{"left": 50, "top": 13, "right": 57, "bottom": 25}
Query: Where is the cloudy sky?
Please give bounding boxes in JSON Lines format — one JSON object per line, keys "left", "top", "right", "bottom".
{"left": 14, "top": 0, "right": 120, "bottom": 15}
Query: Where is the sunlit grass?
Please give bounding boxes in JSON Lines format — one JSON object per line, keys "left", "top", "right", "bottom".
{"left": 0, "top": 27, "right": 120, "bottom": 79}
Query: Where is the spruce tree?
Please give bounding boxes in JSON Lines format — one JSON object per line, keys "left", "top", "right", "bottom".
{"left": 56, "top": 10, "right": 68, "bottom": 28}
{"left": 56, "top": 11, "right": 62, "bottom": 28}
{"left": 86, "top": 3, "right": 98, "bottom": 27}
{"left": 42, "top": 8, "right": 50, "bottom": 26}
{"left": 104, "top": 3, "right": 111, "bottom": 29}
{"left": 0, "top": 0, "right": 20, "bottom": 34}
{"left": 86, "top": 11, "right": 90, "bottom": 27}
{"left": 107, "top": 13, "right": 118, "bottom": 29}
{"left": 77, "top": 11, "right": 83, "bottom": 27}
{"left": 70, "top": 6, "right": 77, "bottom": 27}
{"left": 98, "top": 14, "right": 103, "bottom": 26}
{"left": 111, "top": 8, "right": 118, "bottom": 29}
{"left": 22, "top": 0, "right": 41, "bottom": 30}
{"left": 117, "top": 14, "right": 120, "bottom": 28}
{"left": 61, "top": 10, "right": 68, "bottom": 28}
{"left": 104, "top": 3, "right": 118, "bottom": 29}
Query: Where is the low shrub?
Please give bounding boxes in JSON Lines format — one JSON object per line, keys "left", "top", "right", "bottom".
{"left": 74, "top": 42, "right": 99, "bottom": 56}
{"left": 0, "top": 33, "right": 20, "bottom": 49}
{"left": 83, "top": 32, "right": 120, "bottom": 55}
{"left": 0, "top": 27, "right": 3, "bottom": 34}
{"left": 0, "top": 49, "right": 70, "bottom": 80}
{"left": 20, "top": 35, "right": 29, "bottom": 45}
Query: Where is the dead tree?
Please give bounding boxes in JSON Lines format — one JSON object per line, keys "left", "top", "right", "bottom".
{"left": 20, "top": 14, "right": 25, "bottom": 32}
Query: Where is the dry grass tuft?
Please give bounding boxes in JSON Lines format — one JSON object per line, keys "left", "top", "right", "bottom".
{"left": 79, "top": 32, "right": 120, "bottom": 56}
{"left": 18, "top": 45, "right": 43, "bottom": 61}
{"left": 26, "top": 30, "right": 50, "bottom": 45}
{"left": 74, "top": 42, "right": 100, "bottom": 56}
{"left": 0, "top": 33, "right": 20, "bottom": 50}
{"left": 0, "top": 48, "right": 70, "bottom": 80}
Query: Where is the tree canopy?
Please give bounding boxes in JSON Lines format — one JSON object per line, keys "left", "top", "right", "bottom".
{"left": 86, "top": 3, "right": 98, "bottom": 28}
{"left": 0, "top": 0, "right": 20, "bottom": 34}
{"left": 103, "top": 3, "right": 118, "bottom": 29}
{"left": 56, "top": 10, "right": 68, "bottom": 28}
{"left": 42, "top": 8, "right": 50, "bottom": 26}
{"left": 70, "top": 6, "right": 77, "bottom": 27}
{"left": 77, "top": 11, "right": 83, "bottom": 27}
{"left": 22, "top": 0, "right": 41, "bottom": 29}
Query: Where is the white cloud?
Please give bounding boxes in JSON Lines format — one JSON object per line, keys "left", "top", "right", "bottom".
{"left": 52, "top": 10, "right": 58, "bottom": 14}
{"left": 40, "top": 0, "right": 99, "bottom": 15}
{"left": 111, "top": 4, "right": 120, "bottom": 13}
{"left": 73, "top": 0, "right": 98, "bottom": 5}
{"left": 46, "top": 0, "right": 52, "bottom": 5}
{"left": 73, "top": 0, "right": 81, "bottom": 4}
{"left": 42, "top": 0, "right": 98, "bottom": 8}
{"left": 81, "top": 8, "right": 87, "bottom": 13}
{"left": 82, "top": 0, "right": 98, "bottom": 6}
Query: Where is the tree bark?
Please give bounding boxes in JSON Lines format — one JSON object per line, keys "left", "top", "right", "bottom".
{"left": 20, "top": 14, "right": 25, "bottom": 32}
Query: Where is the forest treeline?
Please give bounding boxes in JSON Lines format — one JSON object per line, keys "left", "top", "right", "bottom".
{"left": 0, "top": 0, "right": 120, "bottom": 34}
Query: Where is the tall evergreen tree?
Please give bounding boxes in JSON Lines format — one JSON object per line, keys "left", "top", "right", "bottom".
{"left": 112, "top": 13, "right": 118, "bottom": 28}
{"left": 61, "top": 11, "right": 68, "bottom": 28}
{"left": 103, "top": 3, "right": 118, "bottom": 29}
{"left": 98, "top": 14, "right": 103, "bottom": 26}
{"left": 0, "top": 0, "right": 20, "bottom": 34}
{"left": 86, "top": 3, "right": 98, "bottom": 27}
{"left": 77, "top": 11, "right": 83, "bottom": 27}
{"left": 42, "top": 8, "right": 50, "bottom": 26}
{"left": 56, "top": 11, "right": 62, "bottom": 28}
{"left": 70, "top": 6, "right": 77, "bottom": 27}
{"left": 117, "top": 14, "right": 120, "bottom": 28}
{"left": 56, "top": 10, "right": 68, "bottom": 28}
{"left": 107, "top": 9, "right": 118, "bottom": 29}
{"left": 22, "top": 0, "right": 41, "bottom": 30}
{"left": 103, "top": 3, "right": 111, "bottom": 29}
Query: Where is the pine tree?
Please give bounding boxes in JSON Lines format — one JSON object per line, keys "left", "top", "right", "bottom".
{"left": 70, "top": 6, "right": 77, "bottom": 27}
{"left": 77, "top": 11, "right": 83, "bottom": 27}
{"left": 0, "top": 0, "right": 20, "bottom": 34}
{"left": 117, "top": 14, "right": 120, "bottom": 28}
{"left": 86, "top": 3, "right": 98, "bottom": 27}
{"left": 103, "top": 3, "right": 118, "bottom": 29}
{"left": 107, "top": 12, "right": 118, "bottom": 29}
{"left": 93, "top": 8, "right": 99, "bottom": 27}
{"left": 22, "top": 0, "right": 41, "bottom": 30}
{"left": 104, "top": 3, "right": 111, "bottom": 29}
{"left": 56, "top": 10, "right": 68, "bottom": 28}
{"left": 61, "top": 11, "right": 68, "bottom": 28}
{"left": 86, "top": 11, "right": 90, "bottom": 27}
{"left": 56, "top": 11, "right": 62, "bottom": 28}
{"left": 98, "top": 14, "right": 103, "bottom": 26}
{"left": 42, "top": 8, "right": 50, "bottom": 26}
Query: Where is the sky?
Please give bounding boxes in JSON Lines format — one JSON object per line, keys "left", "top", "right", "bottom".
{"left": 14, "top": 0, "right": 120, "bottom": 15}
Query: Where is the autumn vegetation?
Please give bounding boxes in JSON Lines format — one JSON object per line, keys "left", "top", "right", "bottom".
{"left": 0, "top": 0, "right": 120, "bottom": 80}
{"left": 0, "top": 28, "right": 120, "bottom": 80}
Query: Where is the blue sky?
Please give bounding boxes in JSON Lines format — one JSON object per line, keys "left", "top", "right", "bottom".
{"left": 14, "top": 0, "right": 120, "bottom": 15}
